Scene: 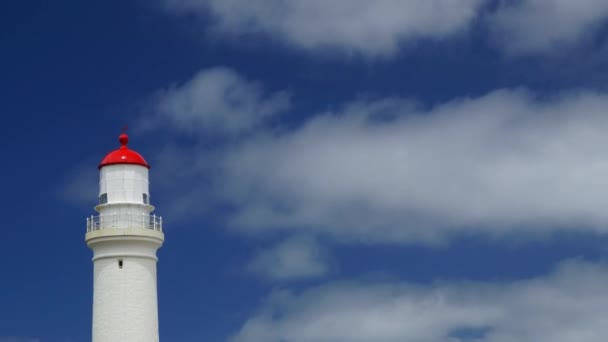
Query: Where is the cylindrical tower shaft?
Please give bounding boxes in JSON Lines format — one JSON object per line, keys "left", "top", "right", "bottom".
{"left": 87, "top": 232, "right": 163, "bottom": 342}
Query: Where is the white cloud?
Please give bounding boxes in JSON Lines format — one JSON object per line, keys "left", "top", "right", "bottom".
{"left": 231, "top": 260, "right": 608, "bottom": 342}
{"left": 209, "top": 89, "right": 608, "bottom": 243}
{"left": 159, "top": 0, "right": 608, "bottom": 57}
{"left": 248, "top": 235, "right": 329, "bottom": 281}
{"left": 487, "top": 0, "right": 608, "bottom": 55}
{"left": 147, "top": 68, "right": 608, "bottom": 243}
{"left": 152, "top": 67, "right": 290, "bottom": 135}
{"left": 162, "top": 0, "right": 483, "bottom": 57}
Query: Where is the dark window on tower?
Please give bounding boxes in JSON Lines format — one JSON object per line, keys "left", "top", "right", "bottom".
{"left": 143, "top": 193, "right": 149, "bottom": 204}
{"left": 118, "top": 260, "right": 123, "bottom": 269}
{"left": 99, "top": 193, "right": 108, "bottom": 204}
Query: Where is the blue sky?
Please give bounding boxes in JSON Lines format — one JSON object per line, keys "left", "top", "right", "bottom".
{"left": 3, "top": 0, "right": 608, "bottom": 341}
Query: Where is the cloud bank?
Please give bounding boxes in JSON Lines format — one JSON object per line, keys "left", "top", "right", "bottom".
{"left": 150, "top": 68, "right": 608, "bottom": 244}
{"left": 162, "top": 0, "right": 483, "bottom": 57}
{"left": 160, "top": 0, "right": 608, "bottom": 57}
{"left": 215, "top": 89, "right": 608, "bottom": 243}
{"left": 232, "top": 260, "right": 608, "bottom": 342}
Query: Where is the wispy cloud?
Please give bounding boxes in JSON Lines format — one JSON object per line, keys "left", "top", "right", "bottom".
{"left": 158, "top": 0, "right": 608, "bottom": 58}
{"left": 150, "top": 67, "right": 290, "bottom": 136}
{"left": 0, "top": 338, "right": 40, "bottom": 342}
{"left": 487, "top": 0, "right": 608, "bottom": 55}
{"left": 161, "top": 0, "right": 483, "bottom": 57}
{"left": 56, "top": 158, "right": 98, "bottom": 207}
{"left": 248, "top": 235, "right": 330, "bottom": 281}
{"left": 232, "top": 259, "right": 608, "bottom": 342}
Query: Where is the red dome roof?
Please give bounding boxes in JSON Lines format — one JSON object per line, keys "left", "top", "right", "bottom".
{"left": 98, "top": 133, "right": 150, "bottom": 169}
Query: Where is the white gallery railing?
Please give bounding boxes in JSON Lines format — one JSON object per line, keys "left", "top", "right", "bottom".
{"left": 86, "top": 213, "right": 162, "bottom": 232}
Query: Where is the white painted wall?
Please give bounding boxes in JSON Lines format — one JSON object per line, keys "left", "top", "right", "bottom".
{"left": 99, "top": 164, "right": 149, "bottom": 206}
{"left": 90, "top": 235, "right": 162, "bottom": 342}
{"left": 97, "top": 164, "right": 153, "bottom": 228}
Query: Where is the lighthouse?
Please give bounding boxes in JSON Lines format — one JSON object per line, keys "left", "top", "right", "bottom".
{"left": 85, "top": 133, "right": 164, "bottom": 342}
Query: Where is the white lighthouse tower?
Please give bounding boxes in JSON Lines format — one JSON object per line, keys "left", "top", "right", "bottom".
{"left": 85, "top": 133, "right": 164, "bottom": 342}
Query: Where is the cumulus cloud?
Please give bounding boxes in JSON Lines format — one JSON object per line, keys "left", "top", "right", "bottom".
{"left": 152, "top": 67, "right": 290, "bottom": 135}
{"left": 231, "top": 259, "right": 608, "bottom": 342}
{"left": 248, "top": 235, "right": 329, "bottom": 281}
{"left": 487, "top": 0, "right": 608, "bottom": 55}
{"left": 162, "top": 0, "right": 483, "bottom": 57}
{"left": 156, "top": 88, "right": 608, "bottom": 244}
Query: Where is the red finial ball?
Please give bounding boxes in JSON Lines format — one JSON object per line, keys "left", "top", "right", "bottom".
{"left": 119, "top": 133, "right": 129, "bottom": 149}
